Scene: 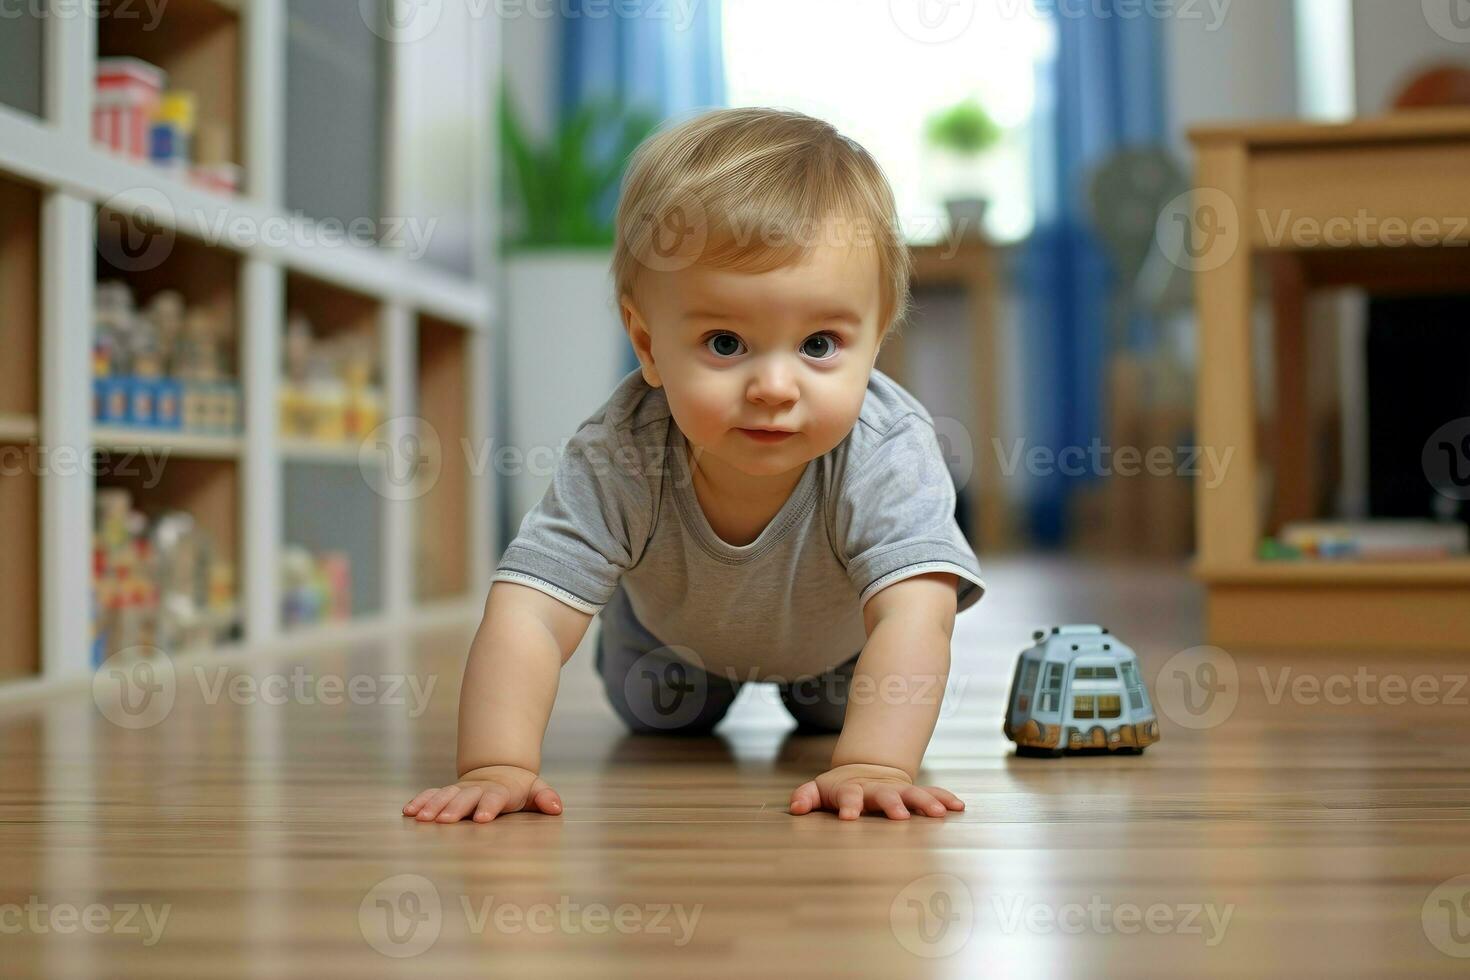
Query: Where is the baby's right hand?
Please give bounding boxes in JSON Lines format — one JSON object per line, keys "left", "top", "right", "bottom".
{"left": 402, "top": 765, "right": 564, "bottom": 823}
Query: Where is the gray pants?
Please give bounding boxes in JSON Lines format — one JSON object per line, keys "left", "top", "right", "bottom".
{"left": 595, "top": 584, "right": 858, "bottom": 735}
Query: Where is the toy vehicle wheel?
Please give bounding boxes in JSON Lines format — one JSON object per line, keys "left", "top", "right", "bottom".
{"left": 1119, "top": 746, "right": 1146, "bottom": 755}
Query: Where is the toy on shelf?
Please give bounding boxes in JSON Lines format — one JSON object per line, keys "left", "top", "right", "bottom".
{"left": 1003, "top": 625, "right": 1160, "bottom": 757}
{"left": 93, "top": 57, "right": 243, "bottom": 194}
{"left": 93, "top": 488, "right": 239, "bottom": 663}
{"left": 93, "top": 279, "right": 240, "bottom": 435}
{"left": 279, "top": 313, "right": 383, "bottom": 445}
{"left": 281, "top": 546, "right": 352, "bottom": 628}
{"left": 95, "top": 57, "right": 165, "bottom": 161}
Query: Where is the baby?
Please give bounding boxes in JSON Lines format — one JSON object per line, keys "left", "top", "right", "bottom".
{"left": 404, "top": 107, "right": 985, "bottom": 823}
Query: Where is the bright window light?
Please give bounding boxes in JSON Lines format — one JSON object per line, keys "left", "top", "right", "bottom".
{"left": 722, "top": 0, "right": 1055, "bottom": 244}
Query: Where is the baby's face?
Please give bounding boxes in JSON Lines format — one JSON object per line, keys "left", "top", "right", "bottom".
{"left": 623, "top": 235, "right": 885, "bottom": 479}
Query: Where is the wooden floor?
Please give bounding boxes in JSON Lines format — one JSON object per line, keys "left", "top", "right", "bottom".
{"left": 3, "top": 556, "right": 1470, "bottom": 978}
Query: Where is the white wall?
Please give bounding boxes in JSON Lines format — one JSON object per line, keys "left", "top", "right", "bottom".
{"left": 1162, "top": 0, "right": 1300, "bottom": 155}
{"left": 1352, "top": 0, "right": 1470, "bottom": 113}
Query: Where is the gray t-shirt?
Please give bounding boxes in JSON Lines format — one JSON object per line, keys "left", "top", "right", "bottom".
{"left": 493, "top": 367, "right": 986, "bottom": 681}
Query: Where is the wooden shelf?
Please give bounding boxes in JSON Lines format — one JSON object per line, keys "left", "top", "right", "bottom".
{"left": 96, "top": 0, "right": 244, "bottom": 182}
{"left": 0, "top": 107, "right": 492, "bottom": 327}
{"left": 414, "top": 315, "right": 471, "bottom": 602}
{"left": 1197, "top": 559, "right": 1470, "bottom": 587}
{"left": 94, "top": 426, "right": 243, "bottom": 459}
{"left": 97, "top": 454, "right": 241, "bottom": 579}
{"left": 0, "top": 178, "right": 39, "bottom": 420}
{"left": 0, "top": 449, "right": 40, "bottom": 681}
{"left": 280, "top": 438, "right": 366, "bottom": 465}
{"left": 0, "top": 414, "right": 37, "bottom": 442}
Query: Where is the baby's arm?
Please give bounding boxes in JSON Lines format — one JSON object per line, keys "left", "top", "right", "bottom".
{"left": 788, "top": 571, "right": 967, "bottom": 820}
{"left": 403, "top": 580, "right": 592, "bottom": 823}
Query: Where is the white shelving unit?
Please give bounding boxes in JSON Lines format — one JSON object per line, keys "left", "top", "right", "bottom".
{"left": 0, "top": 0, "right": 500, "bottom": 692}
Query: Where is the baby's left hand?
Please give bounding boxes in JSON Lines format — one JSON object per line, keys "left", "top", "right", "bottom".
{"left": 788, "top": 763, "right": 965, "bottom": 821}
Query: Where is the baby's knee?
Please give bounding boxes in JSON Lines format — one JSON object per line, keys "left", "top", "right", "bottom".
{"left": 599, "top": 643, "right": 739, "bottom": 734}
{"left": 779, "top": 671, "right": 850, "bottom": 733}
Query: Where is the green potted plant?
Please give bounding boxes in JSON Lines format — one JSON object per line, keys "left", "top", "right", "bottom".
{"left": 924, "top": 97, "right": 1003, "bottom": 240}
{"left": 497, "top": 84, "right": 662, "bottom": 520}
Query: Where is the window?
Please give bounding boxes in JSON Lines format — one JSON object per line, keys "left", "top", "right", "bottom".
{"left": 1018, "top": 659, "right": 1039, "bottom": 711}
{"left": 1098, "top": 695, "right": 1122, "bottom": 719}
{"left": 722, "top": 1, "right": 1055, "bottom": 244}
{"left": 1121, "top": 662, "right": 1146, "bottom": 711}
{"left": 1073, "top": 695, "right": 1095, "bottom": 719}
{"left": 1075, "top": 666, "right": 1118, "bottom": 680}
{"left": 1039, "top": 662, "right": 1063, "bottom": 712}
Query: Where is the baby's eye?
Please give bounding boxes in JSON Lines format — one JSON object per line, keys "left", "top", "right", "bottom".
{"left": 705, "top": 332, "right": 746, "bottom": 358}
{"left": 800, "top": 333, "right": 841, "bottom": 360}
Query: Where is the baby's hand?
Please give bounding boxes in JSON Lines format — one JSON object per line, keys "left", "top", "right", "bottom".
{"left": 788, "top": 763, "right": 965, "bottom": 821}
{"left": 403, "top": 765, "right": 564, "bottom": 823}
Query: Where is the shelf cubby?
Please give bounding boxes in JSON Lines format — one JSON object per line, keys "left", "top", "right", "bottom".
{"left": 0, "top": 177, "right": 40, "bottom": 681}
{"left": 95, "top": 0, "right": 243, "bottom": 184}
{"left": 94, "top": 210, "right": 242, "bottom": 444}
{"left": 282, "top": 461, "right": 383, "bottom": 623}
{"left": 414, "top": 315, "right": 471, "bottom": 602}
{"left": 94, "top": 455, "right": 243, "bottom": 655}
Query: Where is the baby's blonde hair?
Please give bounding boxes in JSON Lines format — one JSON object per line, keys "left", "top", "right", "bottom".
{"left": 613, "top": 107, "right": 910, "bottom": 341}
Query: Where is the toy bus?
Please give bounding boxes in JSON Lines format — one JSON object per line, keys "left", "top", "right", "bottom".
{"left": 1003, "top": 625, "right": 1159, "bottom": 756}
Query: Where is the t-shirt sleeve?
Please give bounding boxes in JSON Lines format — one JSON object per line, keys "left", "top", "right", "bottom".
{"left": 492, "top": 421, "right": 653, "bottom": 614}
{"left": 834, "top": 413, "right": 986, "bottom": 614}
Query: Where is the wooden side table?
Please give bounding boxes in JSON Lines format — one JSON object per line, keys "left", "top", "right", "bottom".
{"left": 884, "top": 239, "right": 1010, "bottom": 553}
{"left": 1188, "top": 110, "right": 1470, "bottom": 649}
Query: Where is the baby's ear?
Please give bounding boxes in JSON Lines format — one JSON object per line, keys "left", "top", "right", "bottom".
{"left": 620, "top": 295, "right": 662, "bottom": 388}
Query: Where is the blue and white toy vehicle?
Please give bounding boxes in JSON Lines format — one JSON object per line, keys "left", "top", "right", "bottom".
{"left": 1003, "top": 625, "right": 1159, "bottom": 756}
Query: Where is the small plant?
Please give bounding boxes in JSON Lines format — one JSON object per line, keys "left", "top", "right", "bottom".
{"left": 500, "top": 84, "right": 660, "bottom": 251}
{"left": 925, "top": 98, "right": 1002, "bottom": 158}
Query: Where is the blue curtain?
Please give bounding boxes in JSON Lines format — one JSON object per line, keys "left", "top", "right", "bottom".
{"left": 559, "top": 0, "right": 726, "bottom": 120}
{"left": 558, "top": 0, "right": 726, "bottom": 374}
{"left": 1018, "top": 10, "right": 1167, "bottom": 544}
